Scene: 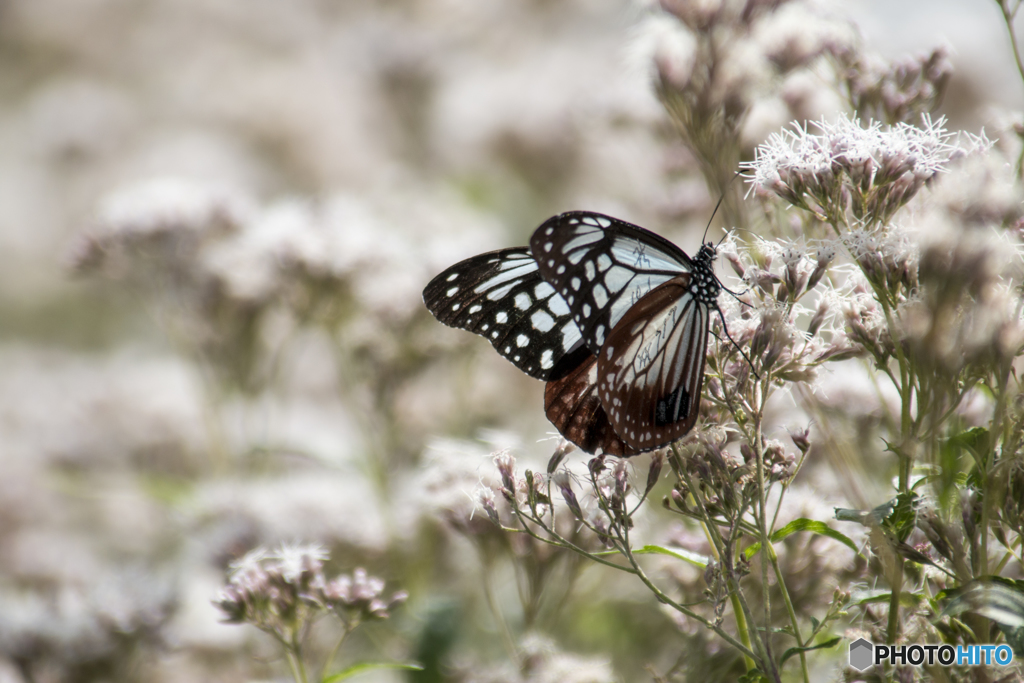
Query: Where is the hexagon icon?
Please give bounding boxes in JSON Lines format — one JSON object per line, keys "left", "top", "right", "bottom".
{"left": 849, "top": 638, "right": 874, "bottom": 671}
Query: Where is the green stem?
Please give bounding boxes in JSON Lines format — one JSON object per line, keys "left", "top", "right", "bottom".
{"left": 479, "top": 553, "right": 521, "bottom": 665}
{"left": 1000, "top": 0, "right": 1024, "bottom": 90}
{"left": 697, "top": 509, "right": 757, "bottom": 673}
{"left": 767, "top": 544, "right": 810, "bottom": 683}
{"left": 866, "top": 279, "right": 912, "bottom": 648}
{"left": 672, "top": 447, "right": 767, "bottom": 669}
{"left": 729, "top": 581, "right": 758, "bottom": 673}
{"left": 285, "top": 640, "right": 310, "bottom": 683}
{"left": 617, "top": 507, "right": 760, "bottom": 664}
{"left": 752, "top": 388, "right": 782, "bottom": 683}
{"left": 321, "top": 624, "right": 356, "bottom": 682}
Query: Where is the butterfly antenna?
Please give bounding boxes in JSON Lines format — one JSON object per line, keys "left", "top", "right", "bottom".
{"left": 702, "top": 191, "right": 729, "bottom": 244}
{"left": 703, "top": 171, "right": 746, "bottom": 245}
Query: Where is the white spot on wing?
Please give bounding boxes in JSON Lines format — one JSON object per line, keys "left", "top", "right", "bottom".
{"left": 469, "top": 304, "right": 482, "bottom": 314}
{"left": 597, "top": 254, "right": 612, "bottom": 271}
{"left": 593, "top": 283, "right": 608, "bottom": 308}
{"left": 487, "top": 283, "right": 518, "bottom": 300}
{"left": 584, "top": 261, "right": 596, "bottom": 281}
{"left": 500, "top": 257, "right": 532, "bottom": 270}
{"left": 549, "top": 295, "right": 570, "bottom": 317}
{"left": 540, "top": 349, "right": 554, "bottom": 369}
{"left": 596, "top": 216, "right": 611, "bottom": 227}
{"left": 516, "top": 334, "right": 530, "bottom": 347}
{"left": 476, "top": 263, "right": 535, "bottom": 294}
{"left": 530, "top": 310, "right": 555, "bottom": 332}
{"left": 604, "top": 266, "right": 634, "bottom": 293}
{"left": 446, "top": 286, "right": 459, "bottom": 296}
{"left": 570, "top": 277, "right": 581, "bottom": 291}
{"left": 609, "top": 239, "right": 689, "bottom": 273}
{"left": 514, "top": 292, "right": 531, "bottom": 310}
{"left": 495, "top": 311, "right": 508, "bottom": 323}
{"left": 447, "top": 272, "right": 459, "bottom": 281}
{"left": 561, "top": 323, "right": 582, "bottom": 351}
{"left": 534, "top": 282, "right": 555, "bottom": 299}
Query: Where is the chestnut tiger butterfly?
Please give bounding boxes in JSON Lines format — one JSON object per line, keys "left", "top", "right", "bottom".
{"left": 422, "top": 211, "right": 725, "bottom": 455}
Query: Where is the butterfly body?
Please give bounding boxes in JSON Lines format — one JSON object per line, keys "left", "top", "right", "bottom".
{"left": 423, "top": 211, "right": 723, "bottom": 455}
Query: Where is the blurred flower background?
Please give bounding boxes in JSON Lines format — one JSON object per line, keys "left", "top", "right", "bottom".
{"left": 0, "top": 0, "right": 1022, "bottom": 681}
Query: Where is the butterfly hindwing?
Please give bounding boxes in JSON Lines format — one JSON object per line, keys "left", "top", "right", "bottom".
{"left": 422, "top": 248, "right": 586, "bottom": 381}
{"left": 597, "top": 277, "right": 709, "bottom": 451}
{"left": 544, "top": 352, "right": 637, "bottom": 457}
{"left": 529, "top": 211, "right": 694, "bottom": 355}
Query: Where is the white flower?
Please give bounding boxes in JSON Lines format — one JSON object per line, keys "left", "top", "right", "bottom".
{"left": 267, "top": 542, "right": 328, "bottom": 583}
{"left": 228, "top": 546, "right": 269, "bottom": 584}
{"left": 742, "top": 114, "right": 961, "bottom": 223}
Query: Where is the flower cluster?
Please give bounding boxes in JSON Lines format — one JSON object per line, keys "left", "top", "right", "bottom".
{"left": 743, "top": 114, "right": 962, "bottom": 226}
{"left": 837, "top": 47, "right": 953, "bottom": 124}
{"left": 642, "top": 0, "right": 857, "bottom": 225}
{"left": 68, "top": 178, "right": 464, "bottom": 398}
{"left": 711, "top": 235, "right": 857, "bottom": 388}
{"left": 905, "top": 229, "right": 1024, "bottom": 373}
{"left": 214, "top": 543, "right": 407, "bottom": 641}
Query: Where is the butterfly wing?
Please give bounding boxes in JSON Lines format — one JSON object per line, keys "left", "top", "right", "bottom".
{"left": 597, "top": 276, "right": 710, "bottom": 451}
{"left": 422, "top": 247, "right": 588, "bottom": 380}
{"left": 424, "top": 247, "right": 636, "bottom": 454}
{"left": 529, "top": 211, "right": 693, "bottom": 355}
{"left": 544, "top": 353, "right": 637, "bottom": 457}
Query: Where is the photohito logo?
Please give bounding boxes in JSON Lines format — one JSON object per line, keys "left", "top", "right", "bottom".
{"left": 849, "top": 638, "right": 1015, "bottom": 671}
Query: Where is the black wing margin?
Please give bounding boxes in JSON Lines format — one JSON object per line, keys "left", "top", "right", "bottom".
{"left": 423, "top": 247, "right": 588, "bottom": 381}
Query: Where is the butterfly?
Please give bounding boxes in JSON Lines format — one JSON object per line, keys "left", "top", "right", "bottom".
{"left": 422, "top": 211, "right": 724, "bottom": 455}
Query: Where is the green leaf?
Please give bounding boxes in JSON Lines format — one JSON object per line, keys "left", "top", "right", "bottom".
{"left": 322, "top": 662, "right": 424, "bottom": 682}
{"left": 835, "top": 494, "right": 917, "bottom": 542}
{"left": 743, "top": 519, "right": 859, "bottom": 560}
{"left": 770, "top": 518, "right": 859, "bottom": 554}
{"left": 634, "top": 544, "right": 710, "bottom": 568}
{"left": 884, "top": 492, "right": 918, "bottom": 542}
{"left": 935, "top": 428, "right": 988, "bottom": 509}
{"left": 779, "top": 637, "right": 841, "bottom": 665}
{"left": 947, "top": 426, "right": 990, "bottom": 451}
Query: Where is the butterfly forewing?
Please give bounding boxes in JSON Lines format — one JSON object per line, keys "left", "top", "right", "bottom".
{"left": 544, "top": 353, "right": 637, "bottom": 457}
{"left": 423, "top": 248, "right": 587, "bottom": 381}
{"left": 596, "top": 277, "right": 710, "bottom": 451}
{"left": 529, "top": 212, "right": 693, "bottom": 355}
